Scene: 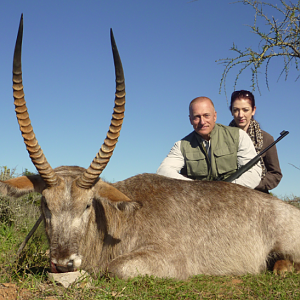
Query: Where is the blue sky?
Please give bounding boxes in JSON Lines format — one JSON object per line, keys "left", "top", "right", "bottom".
{"left": 1, "top": 0, "right": 299, "bottom": 198}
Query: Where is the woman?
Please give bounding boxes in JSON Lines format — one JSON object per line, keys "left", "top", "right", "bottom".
{"left": 229, "top": 90, "right": 282, "bottom": 193}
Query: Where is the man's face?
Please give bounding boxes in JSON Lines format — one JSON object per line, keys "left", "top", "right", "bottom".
{"left": 189, "top": 100, "right": 217, "bottom": 140}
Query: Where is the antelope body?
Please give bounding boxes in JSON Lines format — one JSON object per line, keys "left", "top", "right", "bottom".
{"left": 1, "top": 15, "right": 300, "bottom": 279}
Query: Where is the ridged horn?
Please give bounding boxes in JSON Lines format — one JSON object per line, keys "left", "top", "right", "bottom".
{"left": 13, "top": 14, "right": 58, "bottom": 187}
{"left": 76, "top": 29, "right": 125, "bottom": 189}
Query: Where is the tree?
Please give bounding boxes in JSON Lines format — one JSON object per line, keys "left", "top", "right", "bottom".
{"left": 218, "top": 0, "right": 300, "bottom": 98}
{"left": 22, "top": 168, "right": 36, "bottom": 176}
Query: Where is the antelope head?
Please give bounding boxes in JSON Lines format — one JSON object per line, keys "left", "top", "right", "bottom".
{"left": 2, "top": 14, "right": 132, "bottom": 273}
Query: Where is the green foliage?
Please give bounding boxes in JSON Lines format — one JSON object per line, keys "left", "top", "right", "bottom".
{"left": 283, "top": 195, "right": 300, "bottom": 208}
{"left": 0, "top": 166, "right": 36, "bottom": 180}
{"left": 0, "top": 197, "right": 15, "bottom": 225}
{"left": 0, "top": 191, "right": 47, "bottom": 284}
{"left": 217, "top": 0, "right": 300, "bottom": 100}
{"left": 22, "top": 168, "right": 36, "bottom": 176}
{"left": 0, "top": 166, "right": 40, "bottom": 226}
{"left": 0, "top": 193, "right": 41, "bottom": 226}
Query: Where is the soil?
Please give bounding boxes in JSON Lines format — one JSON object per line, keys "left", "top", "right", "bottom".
{"left": 0, "top": 283, "right": 59, "bottom": 300}
{"left": 0, "top": 283, "right": 33, "bottom": 300}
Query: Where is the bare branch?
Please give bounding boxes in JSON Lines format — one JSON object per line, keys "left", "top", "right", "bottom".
{"left": 289, "top": 163, "right": 300, "bottom": 171}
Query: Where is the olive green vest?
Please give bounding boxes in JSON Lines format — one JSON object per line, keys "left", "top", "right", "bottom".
{"left": 180, "top": 124, "right": 239, "bottom": 181}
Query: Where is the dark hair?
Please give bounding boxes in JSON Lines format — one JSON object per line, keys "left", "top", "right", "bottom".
{"left": 230, "top": 90, "right": 255, "bottom": 111}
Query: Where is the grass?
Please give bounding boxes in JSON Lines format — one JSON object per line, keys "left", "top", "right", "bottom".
{"left": 1, "top": 167, "right": 300, "bottom": 299}
{"left": 2, "top": 268, "right": 300, "bottom": 299}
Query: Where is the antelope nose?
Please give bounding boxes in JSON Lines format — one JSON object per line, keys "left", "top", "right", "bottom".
{"left": 53, "top": 260, "right": 75, "bottom": 273}
{"left": 67, "top": 260, "right": 74, "bottom": 272}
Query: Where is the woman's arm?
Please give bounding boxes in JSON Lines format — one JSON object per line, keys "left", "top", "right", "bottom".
{"left": 255, "top": 131, "right": 283, "bottom": 192}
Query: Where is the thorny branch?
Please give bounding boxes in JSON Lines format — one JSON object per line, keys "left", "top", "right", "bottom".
{"left": 217, "top": 0, "right": 300, "bottom": 101}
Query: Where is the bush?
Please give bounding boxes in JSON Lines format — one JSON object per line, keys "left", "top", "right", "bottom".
{"left": 0, "top": 166, "right": 16, "bottom": 181}
{"left": 0, "top": 166, "right": 47, "bottom": 281}
{"left": 282, "top": 195, "right": 300, "bottom": 209}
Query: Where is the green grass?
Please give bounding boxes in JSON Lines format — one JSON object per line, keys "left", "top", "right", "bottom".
{"left": 2, "top": 269, "right": 300, "bottom": 299}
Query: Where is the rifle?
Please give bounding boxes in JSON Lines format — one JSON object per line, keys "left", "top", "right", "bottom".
{"left": 217, "top": 130, "right": 289, "bottom": 183}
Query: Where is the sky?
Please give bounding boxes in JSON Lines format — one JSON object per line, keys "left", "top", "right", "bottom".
{"left": 1, "top": 0, "right": 299, "bottom": 199}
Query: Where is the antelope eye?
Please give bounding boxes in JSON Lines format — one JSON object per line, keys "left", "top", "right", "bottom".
{"left": 86, "top": 203, "right": 91, "bottom": 210}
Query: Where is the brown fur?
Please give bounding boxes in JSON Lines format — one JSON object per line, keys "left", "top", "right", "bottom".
{"left": 1, "top": 165, "right": 300, "bottom": 279}
{"left": 273, "top": 260, "right": 293, "bottom": 276}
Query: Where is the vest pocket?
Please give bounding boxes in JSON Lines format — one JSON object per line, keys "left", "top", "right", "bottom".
{"left": 185, "top": 152, "right": 208, "bottom": 177}
{"left": 214, "top": 147, "right": 237, "bottom": 175}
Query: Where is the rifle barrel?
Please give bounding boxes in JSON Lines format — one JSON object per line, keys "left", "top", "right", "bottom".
{"left": 222, "top": 130, "right": 289, "bottom": 183}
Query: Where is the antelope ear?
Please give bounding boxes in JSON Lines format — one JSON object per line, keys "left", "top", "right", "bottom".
{"left": 97, "top": 181, "right": 131, "bottom": 202}
{"left": 0, "top": 175, "right": 46, "bottom": 197}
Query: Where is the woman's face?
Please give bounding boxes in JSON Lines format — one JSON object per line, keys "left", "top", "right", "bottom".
{"left": 231, "top": 98, "right": 256, "bottom": 131}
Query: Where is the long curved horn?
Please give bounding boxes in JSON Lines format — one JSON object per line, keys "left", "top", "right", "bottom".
{"left": 76, "top": 29, "right": 125, "bottom": 189}
{"left": 13, "top": 14, "right": 58, "bottom": 187}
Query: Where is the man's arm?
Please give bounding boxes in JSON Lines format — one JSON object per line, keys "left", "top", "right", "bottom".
{"left": 233, "top": 130, "right": 262, "bottom": 189}
{"left": 156, "top": 141, "right": 192, "bottom": 181}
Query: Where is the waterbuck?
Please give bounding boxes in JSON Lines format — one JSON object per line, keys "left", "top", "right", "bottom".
{"left": 1, "top": 15, "right": 300, "bottom": 279}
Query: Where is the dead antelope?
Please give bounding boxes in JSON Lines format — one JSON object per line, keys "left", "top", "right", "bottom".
{"left": 1, "top": 15, "right": 300, "bottom": 279}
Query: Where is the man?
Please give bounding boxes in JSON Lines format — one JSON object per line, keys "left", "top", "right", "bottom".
{"left": 156, "top": 97, "right": 261, "bottom": 189}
